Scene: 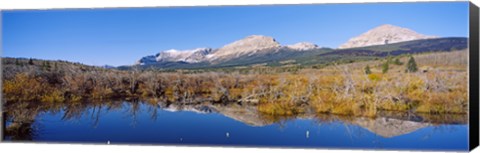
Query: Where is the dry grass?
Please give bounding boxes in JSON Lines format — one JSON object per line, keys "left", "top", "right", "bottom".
{"left": 3, "top": 51, "right": 468, "bottom": 117}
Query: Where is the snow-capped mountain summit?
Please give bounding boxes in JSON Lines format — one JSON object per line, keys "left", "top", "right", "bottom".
{"left": 286, "top": 42, "right": 319, "bottom": 51}
{"left": 136, "top": 35, "right": 289, "bottom": 65}
{"left": 338, "top": 24, "right": 437, "bottom": 49}
{"left": 136, "top": 48, "right": 212, "bottom": 65}
{"left": 206, "top": 35, "right": 282, "bottom": 61}
{"left": 156, "top": 48, "right": 213, "bottom": 63}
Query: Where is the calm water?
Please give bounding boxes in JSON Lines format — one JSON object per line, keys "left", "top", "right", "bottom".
{"left": 2, "top": 100, "right": 468, "bottom": 151}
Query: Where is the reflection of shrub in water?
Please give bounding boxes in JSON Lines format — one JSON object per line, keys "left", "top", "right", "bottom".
{"left": 5, "top": 121, "right": 36, "bottom": 141}
{"left": 416, "top": 113, "right": 467, "bottom": 125}
{"left": 2, "top": 99, "right": 468, "bottom": 141}
{"left": 257, "top": 101, "right": 305, "bottom": 116}
{"left": 257, "top": 113, "right": 297, "bottom": 128}
{"left": 2, "top": 100, "right": 129, "bottom": 140}
{"left": 3, "top": 102, "right": 40, "bottom": 141}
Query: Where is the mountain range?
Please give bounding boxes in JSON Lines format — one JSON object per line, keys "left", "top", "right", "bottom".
{"left": 130, "top": 24, "right": 467, "bottom": 69}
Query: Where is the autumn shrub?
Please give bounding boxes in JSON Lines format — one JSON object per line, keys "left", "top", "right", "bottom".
{"left": 40, "top": 90, "right": 65, "bottom": 103}
{"left": 3, "top": 73, "right": 46, "bottom": 102}
{"left": 367, "top": 73, "right": 382, "bottom": 81}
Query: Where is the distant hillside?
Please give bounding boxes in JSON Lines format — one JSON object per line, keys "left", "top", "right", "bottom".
{"left": 322, "top": 37, "right": 467, "bottom": 56}
{"left": 2, "top": 58, "right": 109, "bottom": 80}
{"left": 122, "top": 37, "right": 467, "bottom": 70}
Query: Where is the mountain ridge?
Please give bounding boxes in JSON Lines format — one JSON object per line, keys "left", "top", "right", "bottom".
{"left": 136, "top": 35, "right": 320, "bottom": 65}
{"left": 133, "top": 24, "right": 466, "bottom": 70}
{"left": 206, "top": 35, "right": 282, "bottom": 62}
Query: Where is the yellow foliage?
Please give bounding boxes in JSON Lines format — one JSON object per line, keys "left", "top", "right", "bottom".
{"left": 367, "top": 73, "right": 382, "bottom": 81}
{"left": 41, "top": 90, "right": 65, "bottom": 103}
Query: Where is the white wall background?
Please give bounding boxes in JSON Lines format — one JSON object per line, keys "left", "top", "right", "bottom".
{"left": 0, "top": 0, "right": 479, "bottom": 153}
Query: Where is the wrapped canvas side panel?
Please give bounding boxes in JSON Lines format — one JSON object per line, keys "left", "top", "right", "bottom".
{"left": 469, "top": 1, "right": 479, "bottom": 151}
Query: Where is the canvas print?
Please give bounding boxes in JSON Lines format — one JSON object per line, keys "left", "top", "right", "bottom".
{"left": 1, "top": 2, "right": 472, "bottom": 151}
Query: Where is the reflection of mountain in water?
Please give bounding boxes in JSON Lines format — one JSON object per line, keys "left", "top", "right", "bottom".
{"left": 159, "top": 102, "right": 218, "bottom": 114}
{"left": 159, "top": 102, "right": 273, "bottom": 126}
{"left": 218, "top": 107, "right": 431, "bottom": 137}
{"left": 352, "top": 117, "right": 430, "bottom": 138}
{"left": 159, "top": 102, "right": 465, "bottom": 138}
{"left": 3, "top": 101, "right": 467, "bottom": 140}
{"left": 212, "top": 104, "right": 275, "bottom": 127}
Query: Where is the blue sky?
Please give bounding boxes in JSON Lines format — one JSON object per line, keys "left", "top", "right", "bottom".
{"left": 2, "top": 2, "right": 469, "bottom": 66}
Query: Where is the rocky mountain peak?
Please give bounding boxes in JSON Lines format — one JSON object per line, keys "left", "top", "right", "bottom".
{"left": 286, "top": 42, "right": 319, "bottom": 51}
{"left": 136, "top": 35, "right": 324, "bottom": 66}
{"left": 136, "top": 48, "right": 212, "bottom": 65}
{"left": 338, "top": 24, "right": 437, "bottom": 49}
{"left": 206, "top": 35, "right": 281, "bottom": 61}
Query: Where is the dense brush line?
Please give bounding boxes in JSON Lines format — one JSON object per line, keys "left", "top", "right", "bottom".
{"left": 2, "top": 51, "right": 468, "bottom": 117}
